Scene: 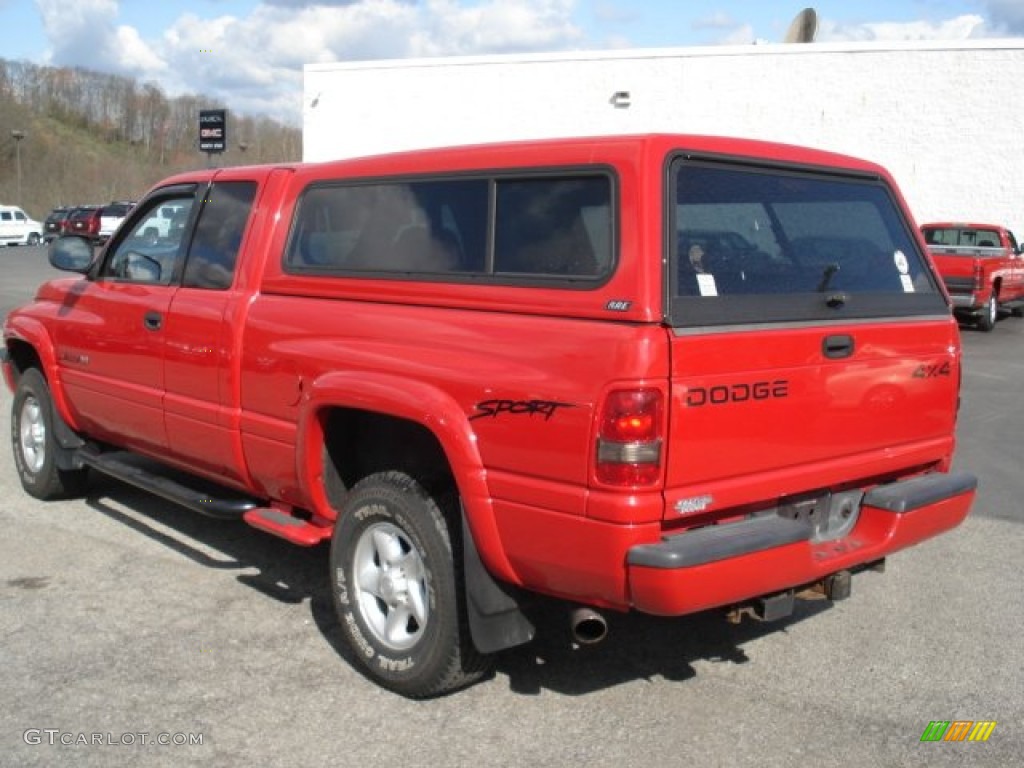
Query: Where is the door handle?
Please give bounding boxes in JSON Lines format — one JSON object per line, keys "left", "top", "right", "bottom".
{"left": 143, "top": 311, "right": 163, "bottom": 331}
{"left": 822, "top": 334, "right": 854, "bottom": 359}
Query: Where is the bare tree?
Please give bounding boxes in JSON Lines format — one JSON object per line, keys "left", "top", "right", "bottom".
{"left": 0, "top": 56, "right": 301, "bottom": 216}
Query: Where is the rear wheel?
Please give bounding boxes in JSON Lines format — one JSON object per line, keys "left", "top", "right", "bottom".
{"left": 27, "top": 232, "right": 41, "bottom": 246}
{"left": 11, "top": 368, "right": 89, "bottom": 499}
{"left": 978, "top": 293, "right": 998, "bottom": 332}
{"left": 329, "top": 471, "right": 491, "bottom": 697}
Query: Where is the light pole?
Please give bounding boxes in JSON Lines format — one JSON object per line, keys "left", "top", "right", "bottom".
{"left": 11, "top": 129, "right": 25, "bottom": 201}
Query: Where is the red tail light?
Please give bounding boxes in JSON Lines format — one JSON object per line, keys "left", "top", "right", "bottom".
{"left": 596, "top": 388, "right": 664, "bottom": 486}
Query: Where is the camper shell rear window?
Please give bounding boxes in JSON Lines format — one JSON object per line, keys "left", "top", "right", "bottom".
{"left": 667, "top": 158, "right": 946, "bottom": 328}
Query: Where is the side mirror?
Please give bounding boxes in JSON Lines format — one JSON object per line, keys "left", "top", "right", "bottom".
{"left": 49, "top": 236, "right": 96, "bottom": 274}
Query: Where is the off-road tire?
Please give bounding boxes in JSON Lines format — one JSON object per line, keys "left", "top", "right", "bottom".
{"left": 978, "top": 293, "right": 998, "bottom": 332}
{"left": 11, "top": 368, "right": 89, "bottom": 499}
{"left": 329, "top": 471, "right": 492, "bottom": 697}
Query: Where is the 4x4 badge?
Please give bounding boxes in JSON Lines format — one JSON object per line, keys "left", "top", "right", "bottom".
{"left": 675, "top": 495, "right": 713, "bottom": 515}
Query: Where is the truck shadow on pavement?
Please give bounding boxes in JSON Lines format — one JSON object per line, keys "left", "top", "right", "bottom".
{"left": 487, "top": 597, "right": 832, "bottom": 697}
{"left": 83, "top": 473, "right": 834, "bottom": 698}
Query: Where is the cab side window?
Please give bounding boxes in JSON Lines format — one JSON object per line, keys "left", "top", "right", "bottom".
{"left": 183, "top": 182, "right": 257, "bottom": 290}
{"left": 494, "top": 177, "right": 610, "bottom": 276}
{"left": 285, "top": 173, "right": 613, "bottom": 283}
{"left": 103, "top": 196, "right": 196, "bottom": 285}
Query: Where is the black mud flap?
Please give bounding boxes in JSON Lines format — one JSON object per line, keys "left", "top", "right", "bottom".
{"left": 461, "top": 515, "right": 535, "bottom": 654}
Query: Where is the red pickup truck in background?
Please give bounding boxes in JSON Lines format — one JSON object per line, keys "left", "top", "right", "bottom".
{"left": 921, "top": 222, "right": 1024, "bottom": 331}
{"left": 5, "top": 135, "right": 976, "bottom": 697}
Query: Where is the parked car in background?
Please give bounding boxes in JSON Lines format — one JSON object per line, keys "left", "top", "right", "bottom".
{"left": 42, "top": 207, "right": 72, "bottom": 243}
{"left": 921, "top": 222, "right": 1024, "bottom": 331}
{"left": 98, "top": 202, "right": 134, "bottom": 244}
{"left": 64, "top": 206, "right": 103, "bottom": 243}
{"left": 0, "top": 205, "right": 42, "bottom": 246}
{"left": 137, "top": 201, "right": 189, "bottom": 242}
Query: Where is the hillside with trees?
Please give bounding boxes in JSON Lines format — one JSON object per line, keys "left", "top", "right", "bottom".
{"left": 0, "top": 58, "right": 301, "bottom": 220}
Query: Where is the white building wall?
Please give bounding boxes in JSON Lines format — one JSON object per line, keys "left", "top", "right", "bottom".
{"left": 304, "top": 41, "right": 1024, "bottom": 234}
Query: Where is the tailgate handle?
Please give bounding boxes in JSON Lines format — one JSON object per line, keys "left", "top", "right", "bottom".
{"left": 822, "top": 334, "right": 854, "bottom": 359}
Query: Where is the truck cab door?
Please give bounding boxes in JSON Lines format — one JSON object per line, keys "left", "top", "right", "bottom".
{"left": 162, "top": 178, "right": 261, "bottom": 485}
{"left": 53, "top": 186, "right": 200, "bottom": 455}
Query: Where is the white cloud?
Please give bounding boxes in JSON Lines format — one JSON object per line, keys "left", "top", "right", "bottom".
{"left": 81, "top": 0, "right": 580, "bottom": 124}
{"left": 115, "top": 23, "right": 166, "bottom": 72}
{"left": 816, "top": 14, "right": 988, "bottom": 43}
{"left": 693, "top": 12, "right": 737, "bottom": 32}
{"left": 591, "top": 1, "right": 638, "bottom": 26}
{"left": 718, "top": 23, "right": 755, "bottom": 46}
{"left": 408, "top": 0, "right": 581, "bottom": 57}
{"left": 35, "top": 0, "right": 163, "bottom": 77}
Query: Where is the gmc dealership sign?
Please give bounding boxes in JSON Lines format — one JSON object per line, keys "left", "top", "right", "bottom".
{"left": 198, "top": 109, "right": 227, "bottom": 152}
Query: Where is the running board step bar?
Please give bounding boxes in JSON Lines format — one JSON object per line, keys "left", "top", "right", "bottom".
{"left": 77, "top": 446, "right": 261, "bottom": 520}
{"left": 243, "top": 508, "right": 332, "bottom": 547}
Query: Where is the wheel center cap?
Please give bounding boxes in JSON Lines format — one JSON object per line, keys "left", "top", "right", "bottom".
{"left": 380, "top": 572, "right": 400, "bottom": 601}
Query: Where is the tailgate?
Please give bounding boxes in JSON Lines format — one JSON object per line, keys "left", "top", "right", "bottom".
{"left": 665, "top": 320, "right": 959, "bottom": 515}
{"left": 929, "top": 250, "right": 979, "bottom": 294}
{"left": 664, "top": 155, "right": 958, "bottom": 519}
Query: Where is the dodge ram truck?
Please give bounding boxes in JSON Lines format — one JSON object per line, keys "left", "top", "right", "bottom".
{"left": 921, "top": 221, "right": 1024, "bottom": 331}
{"left": 4, "top": 134, "right": 976, "bottom": 697}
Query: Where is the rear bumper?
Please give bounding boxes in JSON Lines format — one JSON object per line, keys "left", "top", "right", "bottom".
{"left": 626, "top": 471, "right": 976, "bottom": 615}
{"left": 949, "top": 294, "right": 979, "bottom": 310}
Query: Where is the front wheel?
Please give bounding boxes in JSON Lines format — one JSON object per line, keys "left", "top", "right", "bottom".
{"left": 329, "top": 471, "right": 491, "bottom": 697}
{"left": 11, "top": 368, "right": 89, "bottom": 499}
{"left": 978, "top": 293, "right": 998, "bottom": 332}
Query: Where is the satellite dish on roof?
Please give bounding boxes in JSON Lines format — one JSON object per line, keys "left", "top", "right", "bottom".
{"left": 784, "top": 7, "right": 818, "bottom": 43}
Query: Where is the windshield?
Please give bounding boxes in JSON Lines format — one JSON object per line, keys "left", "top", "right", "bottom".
{"left": 667, "top": 159, "right": 945, "bottom": 327}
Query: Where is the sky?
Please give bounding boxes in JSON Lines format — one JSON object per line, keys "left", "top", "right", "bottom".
{"left": 1, "top": 0, "right": 1023, "bottom": 125}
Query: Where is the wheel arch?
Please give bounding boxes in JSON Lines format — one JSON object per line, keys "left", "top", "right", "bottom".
{"left": 296, "top": 370, "right": 517, "bottom": 586}
{"left": 4, "top": 320, "right": 82, "bottom": 434}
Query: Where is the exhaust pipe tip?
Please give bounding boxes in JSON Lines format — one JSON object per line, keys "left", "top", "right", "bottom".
{"left": 569, "top": 606, "right": 608, "bottom": 645}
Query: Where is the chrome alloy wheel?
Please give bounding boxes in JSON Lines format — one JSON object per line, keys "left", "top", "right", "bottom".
{"left": 352, "top": 521, "right": 429, "bottom": 651}
{"left": 19, "top": 395, "right": 47, "bottom": 474}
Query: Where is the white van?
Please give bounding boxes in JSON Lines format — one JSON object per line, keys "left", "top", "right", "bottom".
{"left": 0, "top": 205, "right": 42, "bottom": 246}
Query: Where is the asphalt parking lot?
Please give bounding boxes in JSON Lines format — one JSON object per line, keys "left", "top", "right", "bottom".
{"left": 1, "top": 244, "right": 1021, "bottom": 767}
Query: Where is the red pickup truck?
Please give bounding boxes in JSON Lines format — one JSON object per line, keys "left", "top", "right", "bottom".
{"left": 921, "top": 222, "right": 1024, "bottom": 331}
{"left": 4, "top": 135, "right": 976, "bottom": 697}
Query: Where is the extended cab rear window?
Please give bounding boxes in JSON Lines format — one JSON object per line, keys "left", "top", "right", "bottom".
{"left": 285, "top": 172, "right": 614, "bottom": 284}
{"left": 668, "top": 159, "right": 946, "bottom": 327}
{"left": 923, "top": 226, "right": 1016, "bottom": 251}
